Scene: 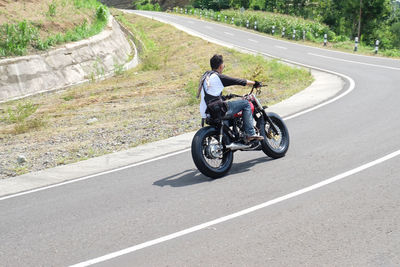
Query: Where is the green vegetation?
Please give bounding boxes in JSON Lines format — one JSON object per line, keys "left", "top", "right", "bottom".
{"left": 0, "top": 21, "right": 39, "bottom": 57}
{"left": 187, "top": 0, "right": 400, "bottom": 48}
{"left": 170, "top": 4, "right": 400, "bottom": 56}
{"left": 0, "top": 0, "right": 109, "bottom": 58}
{"left": 0, "top": 12, "right": 312, "bottom": 176}
{"left": 47, "top": 1, "right": 58, "bottom": 17}
{"left": 133, "top": 0, "right": 162, "bottom": 11}
{"left": 180, "top": 8, "right": 332, "bottom": 41}
{"left": 137, "top": 0, "right": 399, "bottom": 56}
{"left": 1, "top": 101, "right": 46, "bottom": 134}
{"left": 117, "top": 14, "right": 161, "bottom": 70}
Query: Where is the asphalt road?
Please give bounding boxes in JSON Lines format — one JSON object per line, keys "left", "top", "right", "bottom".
{"left": 1, "top": 11, "right": 400, "bottom": 266}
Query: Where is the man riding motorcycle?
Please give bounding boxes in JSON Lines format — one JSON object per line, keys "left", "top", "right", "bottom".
{"left": 198, "top": 54, "right": 263, "bottom": 141}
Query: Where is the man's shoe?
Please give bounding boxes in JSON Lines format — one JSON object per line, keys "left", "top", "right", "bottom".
{"left": 246, "top": 135, "right": 264, "bottom": 141}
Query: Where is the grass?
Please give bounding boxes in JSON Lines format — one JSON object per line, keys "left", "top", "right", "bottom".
{"left": 0, "top": 0, "right": 108, "bottom": 57}
{"left": 0, "top": 11, "right": 313, "bottom": 178}
{"left": 1, "top": 101, "right": 46, "bottom": 134}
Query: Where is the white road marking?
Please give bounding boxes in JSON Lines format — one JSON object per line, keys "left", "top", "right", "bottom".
{"left": 136, "top": 10, "right": 400, "bottom": 62}
{"left": 275, "top": 45, "right": 288, "bottom": 50}
{"left": 308, "top": 52, "right": 400, "bottom": 71}
{"left": 284, "top": 71, "right": 355, "bottom": 120}
{"left": 0, "top": 149, "right": 190, "bottom": 201}
{"left": 70, "top": 149, "right": 400, "bottom": 267}
{"left": 187, "top": 21, "right": 194, "bottom": 24}
{"left": 248, "top": 38, "right": 258, "bottom": 43}
{"left": 224, "top": 32, "right": 234, "bottom": 36}
{"left": 205, "top": 26, "right": 213, "bottom": 30}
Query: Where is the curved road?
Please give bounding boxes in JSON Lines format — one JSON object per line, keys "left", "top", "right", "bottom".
{"left": 1, "top": 11, "right": 400, "bottom": 266}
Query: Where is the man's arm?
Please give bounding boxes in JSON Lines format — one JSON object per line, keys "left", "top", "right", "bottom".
{"left": 218, "top": 74, "right": 256, "bottom": 87}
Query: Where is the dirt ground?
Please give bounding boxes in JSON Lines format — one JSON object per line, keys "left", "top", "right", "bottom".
{"left": 0, "top": 0, "right": 94, "bottom": 39}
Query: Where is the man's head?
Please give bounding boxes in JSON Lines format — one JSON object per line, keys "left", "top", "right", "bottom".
{"left": 210, "top": 54, "right": 224, "bottom": 73}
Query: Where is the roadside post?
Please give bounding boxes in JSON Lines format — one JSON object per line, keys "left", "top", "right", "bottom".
{"left": 303, "top": 30, "right": 306, "bottom": 41}
{"left": 272, "top": 25, "right": 275, "bottom": 35}
{"left": 375, "top": 40, "right": 380, "bottom": 54}
{"left": 254, "top": 21, "right": 257, "bottom": 31}
{"left": 231, "top": 17, "right": 234, "bottom": 24}
{"left": 324, "top": 33, "right": 327, "bottom": 46}
{"left": 225, "top": 16, "right": 227, "bottom": 22}
{"left": 354, "top": 37, "right": 359, "bottom": 52}
{"left": 246, "top": 20, "right": 249, "bottom": 28}
{"left": 282, "top": 27, "right": 285, "bottom": 38}
{"left": 293, "top": 29, "right": 296, "bottom": 40}
{"left": 185, "top": 9, "right": 187, "bottom": 14}
{"left": 218, "top": 14, "right": 220, "bottom": 21}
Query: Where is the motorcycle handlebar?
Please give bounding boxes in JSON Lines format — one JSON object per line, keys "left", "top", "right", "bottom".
{"left": 224, "top": 83, "right": 266, "bottom": 99}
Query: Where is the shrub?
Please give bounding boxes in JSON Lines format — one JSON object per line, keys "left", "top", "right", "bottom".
{"left": 335, "top": 35, "right": 350, "bottom": 42}
{"left": 47, "top": 1, "right": 57, "bottom": 17}
{"left": 96, "top": 5, "right": 108, "bottom": 21}
{"left": 4, "top": 102, "right": 38, "bottom": 124}
{"left": 391, "top": 22, "right": 400, "bottom": 48}
{"left": 0, "top": 21, "right": 40, "bottom": 56}
{"left": 134, "top": 0, "right": 162, "bottom": 11}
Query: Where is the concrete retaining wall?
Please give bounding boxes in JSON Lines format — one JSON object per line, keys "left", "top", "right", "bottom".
{"left": 0, "top": 16, "right": 134, "bottom": 103}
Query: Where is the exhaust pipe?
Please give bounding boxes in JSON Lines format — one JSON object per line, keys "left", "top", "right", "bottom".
{"left": 226, "top": 143, "right": 251, "bottom": 151}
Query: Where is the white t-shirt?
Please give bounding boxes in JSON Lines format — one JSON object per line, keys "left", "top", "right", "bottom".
{"left": 199, "top": 72, "right": 247, "bottom": 118}
{"left": 200, "top": 73, "right": 224, "bottom": 118}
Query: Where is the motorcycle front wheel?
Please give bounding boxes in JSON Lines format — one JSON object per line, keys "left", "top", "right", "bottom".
{"left": 191, "top": 126, "right": 233, "bottom": 179}
{"left": 259, "top": 112, "right": 290, "bottom": 158}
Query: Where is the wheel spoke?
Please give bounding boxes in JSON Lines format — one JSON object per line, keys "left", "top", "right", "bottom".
{"left": 265, "top": 121, "right": 285, "bottom": 151}
{"left": 202, "top": 135, "right": 225, "bottom": 169}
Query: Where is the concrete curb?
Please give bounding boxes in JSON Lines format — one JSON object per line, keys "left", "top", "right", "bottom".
{"left": 0, "top": 12, "right": 345, "bottom": 198}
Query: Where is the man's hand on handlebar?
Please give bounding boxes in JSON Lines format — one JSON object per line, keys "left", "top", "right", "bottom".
{"left": 254, "top": 81, "right": 262, "bottom": 88}
{"left": 223, "top": 93, "right": 241, "bottom": 100}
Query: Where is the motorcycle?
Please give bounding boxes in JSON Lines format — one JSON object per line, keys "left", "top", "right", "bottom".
{"left": 191, "top": 84, "right": 289, "bottom": 178}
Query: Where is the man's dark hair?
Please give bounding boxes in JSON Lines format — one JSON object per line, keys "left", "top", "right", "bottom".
{"left": 210, "top": 54, "right": 223, "bottom": 70}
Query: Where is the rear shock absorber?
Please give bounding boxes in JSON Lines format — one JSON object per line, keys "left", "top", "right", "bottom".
{"left": 219, "top": 121, "right": 224, "bottom": 144}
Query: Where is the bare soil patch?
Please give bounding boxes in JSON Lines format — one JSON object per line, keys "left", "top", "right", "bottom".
{"left": 0, "top": 0, "right": 94, "bottom": 39}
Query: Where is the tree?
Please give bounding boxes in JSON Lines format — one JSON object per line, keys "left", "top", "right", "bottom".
{"left": 230, "top": 0, "right": 250, "bottom": 8}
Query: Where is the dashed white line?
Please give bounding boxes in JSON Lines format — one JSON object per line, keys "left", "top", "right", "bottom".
{"left": 248, "top": 38, "right": 258, "bottom": 43}
{"left": 275, "top": 45, "right": 288, "bottom": 50}
{"left": 224, "top": 32, "right": 234, "bottom": 36}
{"left": 205, "top": 26, "right": 213, "bottom": 30}
{"left": 308, "top": 52, "right": 400, "bottom": 71}
{"left": 70, "top": 149, "right": 400, "bottom": 267}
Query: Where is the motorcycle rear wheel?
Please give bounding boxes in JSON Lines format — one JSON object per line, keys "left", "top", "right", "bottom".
{"left": 260, "top": 112, "right": 289, "bottom": 158}
{"left": 191, "top": 126, "right": 233, "bottom": 179}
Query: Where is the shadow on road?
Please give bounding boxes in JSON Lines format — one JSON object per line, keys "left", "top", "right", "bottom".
{"left": 153, "top": 156, "right": 272, "bottom": 188}
{"left": 153, "top": 169, "right": 211, "bottom": 187}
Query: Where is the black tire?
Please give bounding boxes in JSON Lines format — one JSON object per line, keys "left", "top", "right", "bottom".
{"left": 191, "top": 126, "right": 233, "bottom": 179}
{"left": 259, "top": 112, "right": 289, "bottom": 158}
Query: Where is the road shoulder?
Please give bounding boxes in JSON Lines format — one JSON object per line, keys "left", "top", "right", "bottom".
{"left": 0, "top": 68, "right": 343, "bottom": 198}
